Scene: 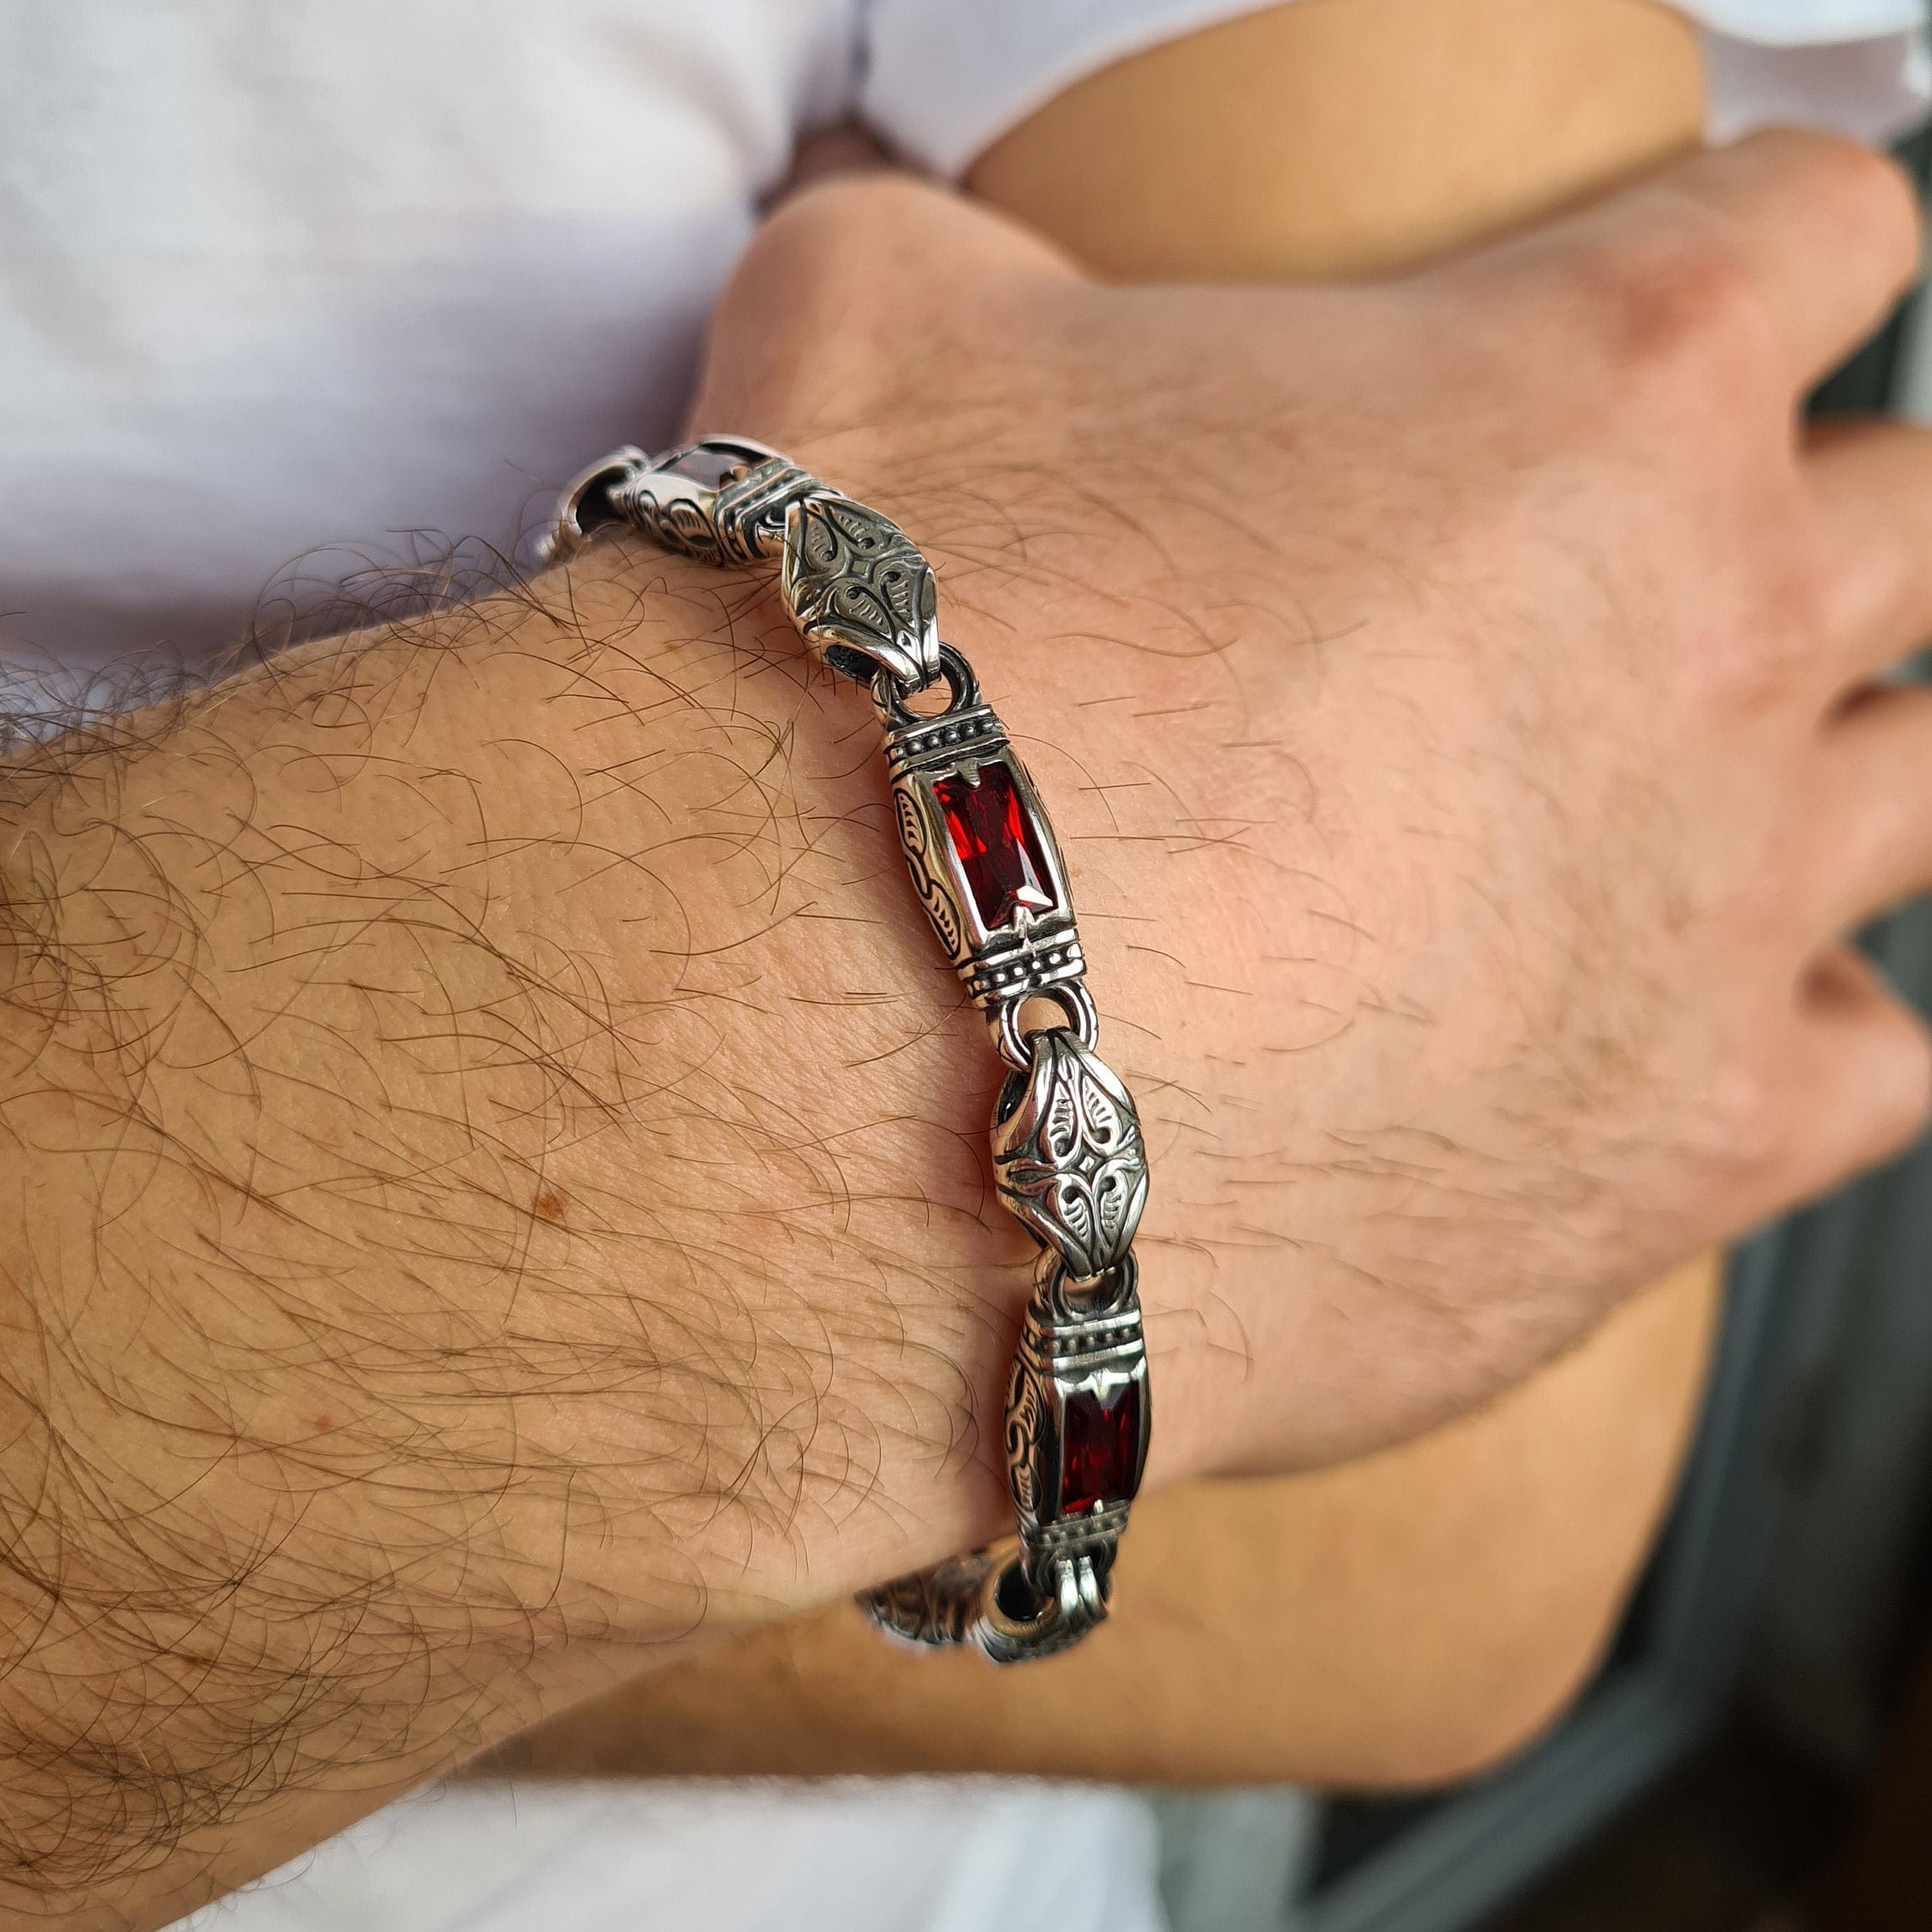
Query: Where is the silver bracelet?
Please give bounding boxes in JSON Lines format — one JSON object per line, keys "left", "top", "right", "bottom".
{"left": 545, "top": 438, "right": 1151, "bottom": 1663}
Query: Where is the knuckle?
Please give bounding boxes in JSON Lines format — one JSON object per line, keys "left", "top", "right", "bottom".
{"left": 1803, "top": 133, "right": 1923, "bottom": 283}
{"left": 1703, "top": 1058, "right": 1791, "bottom": 1180}
{"left": 1688, "top": 547, "right": 1828, "bottom": 716}
{"left": 732, "top": 181, "right": 881, "bottom": 309}
{"left": 708, "top": 176, "right": 960, "bottom": 422}
{"left": 1565, "top": 222, "right": 1773, "bottom": 386}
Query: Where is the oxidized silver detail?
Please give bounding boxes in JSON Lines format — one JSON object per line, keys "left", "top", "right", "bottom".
{"left": 782, "top": 494, "right": 940, "bottom": 687}
{"left": 621, "top": 447, "right": 824, "bottom": 567}
{"left": 876, "top": 651, "right": 1003, "bottom": 780}
{"left": 975, "top": 1548, "right": 1109, "bottom": 1663}
{"left": 540, "top": 446, "right": 651, "bottom": 565}
{"left": 1009, "top": 1259, "right": 1149, "bottom": 1538}
{"left": 988, "top": 977, "right": 1098, "bottom": 1072}
{"left": 874, "top": 646, "right": 1095, "bottom": 1069}
{"left": 858, "top": 1539, "right": 1109, "bottom": 1662}
{"left": 1030, "top": 1249, "right": 1144, "bottom": 1335}
{"left": 993, "top": 1030, "right": 1148, "bottom": 1278}
{"left": 859, "top": 1542, "right": 1010, "bottom": 1649}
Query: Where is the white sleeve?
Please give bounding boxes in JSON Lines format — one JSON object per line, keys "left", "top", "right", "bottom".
{"left": 1686, "top": 3, "right": 1931, "bottom": 141}
{"left": 858, "top": 0, "right": 1930, "bottom": 180}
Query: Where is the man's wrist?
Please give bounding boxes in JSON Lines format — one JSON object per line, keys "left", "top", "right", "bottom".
{"left": 0, "top": 544, "right": 1021, "bottom": 1907}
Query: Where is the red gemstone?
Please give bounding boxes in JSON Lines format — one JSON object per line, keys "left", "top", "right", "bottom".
{"left": 1060, "top": 1378, "right": 1142, "bottom": 1513}
{"left": 931, "top": 762, "right": 1056, "bottom": 932}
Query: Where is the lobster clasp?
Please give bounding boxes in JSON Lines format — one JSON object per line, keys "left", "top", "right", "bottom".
{"left": 539, "top": 446, "right": 650, "bottom": 566}
{"left": 541, "top": 436, "right": 817, "bottom": 568}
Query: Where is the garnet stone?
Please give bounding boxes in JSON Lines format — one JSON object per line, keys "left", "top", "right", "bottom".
{"left": 1060, "top": 1377, "right": 1142, "bottom": 1513}
{"left": 931, "top": 762, "right": 1056, "bottom": 932}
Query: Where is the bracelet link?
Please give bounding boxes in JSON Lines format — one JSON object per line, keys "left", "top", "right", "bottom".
{"left": 1009, "top": 1255, "right": 1149, "bottom": 1539}
{"left": 781, "top": 494, "right": 941, "bottom": 687}
{"left": 992, "top": 1028, "right": 1148, "bottom": 1278}
{"left": 855, "top": 1537, "right": 1110, "bottom": 1664}
{"left": 541, "top": 436, "right": 821, "bottom": 567}
{"left": 875, "top": 646, "right": 1100, "bottom": 1066}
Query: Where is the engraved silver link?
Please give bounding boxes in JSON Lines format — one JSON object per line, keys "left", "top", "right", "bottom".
{"left": 860, "top": 1541, "right": 1013, "bottom": 1649}
{"left": 547, "top": 444, "right": 1149, "bottom": 1664}
{"left": 857, "top": 1536, "right": 1109, "bottom": 1664}
{"left": 992, "top": 1028, "right": 1148, "bottom": 1279}
{"left": 871, "top": 645, "right": 1094, "bottom": 1066}
{"left": 624, "top": 451, "right": 824, "bottom": 568}
{"left": 782, "top": 495, "right": 940, "bottom": 687}
{"left": 542, "top": 435, "right": 826, "bottom": 570}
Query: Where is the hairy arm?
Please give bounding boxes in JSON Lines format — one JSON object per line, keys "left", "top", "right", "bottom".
{"left": 960, "top": 0, "right": 1720, "bottom": 1775}
{"left": 0, "top": 556, "right": 1030, "bottom": 1925}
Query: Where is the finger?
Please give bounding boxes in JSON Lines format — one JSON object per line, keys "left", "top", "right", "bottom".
{"left": 1810, "top": 682, "right": 1932, "bottom": 930}
{"left": 1495, "top": 128, "right": 1921, "bottom": 396}
{"left": 1791, "top": 943, "right": 1932, "bottom": 1182}
{"left": 1807, "top": 416, "right": 1932, "bottom": 681}
{"left": 1648, "top": 131, "right": 1917, "bottom": 390}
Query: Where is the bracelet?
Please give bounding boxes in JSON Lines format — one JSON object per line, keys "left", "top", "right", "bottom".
{"left": 544, "top": 438, "right": 1151, "bottom": 1663}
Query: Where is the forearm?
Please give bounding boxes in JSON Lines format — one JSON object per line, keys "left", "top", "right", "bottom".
{"left": 0, "top": 546, "right": 1018, "bottom": 1923}
{"left": 966, "top": 0, "right": 1703, "bottom": 278}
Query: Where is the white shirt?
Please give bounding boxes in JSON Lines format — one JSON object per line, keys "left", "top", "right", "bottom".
{"left": 0, "top": 0, "right": 1924, "bottom": 696}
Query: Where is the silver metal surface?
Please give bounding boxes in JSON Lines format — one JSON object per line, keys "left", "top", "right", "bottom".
{"left": 539, "top": 446, "right": 651, "bottom": 565}
{"left": 1012, "top": 1253, "right": 1150, "bottom": 1532}
{"left": 622, "top": 441, "right": 823, "bottom": 568}
{"left": 856, "top": 1535, "right": 1110, "bottom": 1663}
{"left": 540, "top": 435, "right": 821, "bottom": 568}
{"left": 782, "top": 494, "right": 940, "bottom": 686}
{"left": 992, "top": 1029, "right": 1148, "bottom": 1278}
{"left": 544, "top": 440, "right": 1150, "bottom": 1664}
{"left": 859, "top": 1542, "right": 1012, "bottom": 1649}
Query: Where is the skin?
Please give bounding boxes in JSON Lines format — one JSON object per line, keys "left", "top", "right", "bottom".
{"left": 513, "top": 0, "right": 1724, "bottom": 1789}
{"left": 486, "top": 1255, "right": 1719, "bottom": 1790}
{"left": 966, "top": 0, "right": 1707, "bottom": 278}
{"left": 2, "top": 90, "right": 1930, "bottom": 1932}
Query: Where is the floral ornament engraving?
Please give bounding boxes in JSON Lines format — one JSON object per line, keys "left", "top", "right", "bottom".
{"left": 992, "top": 1030, "right": 1149, "bottom": 1278}
{"left": 1005, "top": 1346, "right": 1045, "bottom": 1526}
{"left": 894, "top": 782, "right": 964, "bottom": 960}
{"left": 781, "top": 495, "right": 939, "bottom": 686}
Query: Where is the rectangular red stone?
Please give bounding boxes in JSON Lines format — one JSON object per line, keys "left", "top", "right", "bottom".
{"left": 1060, "top": 1377, "right": 1142, "bottom": 1514}
{"left": 932, "top": 762, "right": 1055, "bottom": 933}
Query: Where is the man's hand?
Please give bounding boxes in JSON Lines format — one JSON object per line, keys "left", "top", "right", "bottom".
{"left": 694, "top": 128, "right": 1932, "bottom": 1475}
